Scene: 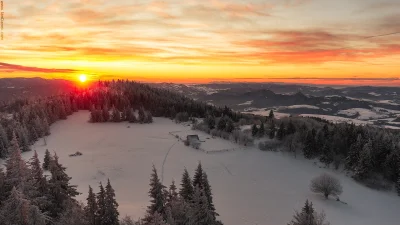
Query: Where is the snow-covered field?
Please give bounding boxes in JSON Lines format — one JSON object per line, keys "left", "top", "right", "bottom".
{"left": 3, "top": 111, "right": 400, "bottom": 225}
{"left": 238, "top": 100, "right": 253, "bottom": 106}
{"left": 300, "top": 114, "right": 372, "bottom": 125}
{"left": 337, "top": 108, "right": 388, "bottom": 120}
{"left": 242, "top": 108, "right": 290, "bottom": 119}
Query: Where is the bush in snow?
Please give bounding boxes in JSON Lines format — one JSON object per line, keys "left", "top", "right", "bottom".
{"left": 310, "top": 173, "right": 343, "bottom": 199}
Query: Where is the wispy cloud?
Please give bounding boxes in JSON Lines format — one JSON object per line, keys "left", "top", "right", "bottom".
{"left": 0, "top": 62, "right": 76, "bottom": 73}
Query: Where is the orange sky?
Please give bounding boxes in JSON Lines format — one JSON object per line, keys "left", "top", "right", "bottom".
{"left": 0, "top": 0, "right": 399, "bottom": 86}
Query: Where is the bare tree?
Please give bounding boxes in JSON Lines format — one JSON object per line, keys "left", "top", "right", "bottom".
{"left": 310, "top": 173, "right": 343, "bottom": 199}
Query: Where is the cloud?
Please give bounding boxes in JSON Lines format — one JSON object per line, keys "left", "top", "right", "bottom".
{"left": 0, "top": 62, "right": 76, "bottom": 73}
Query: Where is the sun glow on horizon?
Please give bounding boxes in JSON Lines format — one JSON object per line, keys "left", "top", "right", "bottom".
{"left": 79, "top": 74, "right": 87, "bottom": 83}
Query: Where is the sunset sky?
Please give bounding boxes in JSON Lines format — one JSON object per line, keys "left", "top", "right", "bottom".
{"left": 0, "top": 0, "right": 399, "bottom": 85}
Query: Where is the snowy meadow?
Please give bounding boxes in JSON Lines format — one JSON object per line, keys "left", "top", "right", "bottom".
{"left": 7, "top": 111, "right": 400, "bottom": 225}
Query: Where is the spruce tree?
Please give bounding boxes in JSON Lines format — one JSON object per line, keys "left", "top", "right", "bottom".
{"left": 396, "top": 176, "right": 400, "bottom": 196}
{"left": 56, "top": 201, "right": 87, "bottom": 225}
{"left": 145, "top": 165, "right": 167, "bottom": 222}
{"left": 111, "top": 107, "right": 121, "bottom": 122}
{"left": 128, "top": 108, "right": 137, "bottom": 123}
{"left": 189, "top": 186, "right": 216, "bottom": 225}
{"left": 0, "top": 187, "right": 46, "bottom": 225}
{"left": 48, "top": 153, "right": 79, "bottom": 218}
{"left": 303, "top": 130, "right": 316, "bottom": 159}
{"left": 287, "top": 120, "right": 296, "bottom": 135}
{"left": 104, "top": 179, "right": 119, "bottom": 225}
{"left": 258, "top": 123, "right": 265, "bottom": 137}
{"left": 102, "top": 106, "right": 110, "bottom": 122}
{"left": 202, "top": 172, "right": 217, "bottom": 216}
{"left": 0, "top": 167, "right": 5, "bottom": 205}
{"left": 85, "top": 185, "right": 98, "bottom": 225}
{"left": 148, "top": 212, "right": 168, "bottom": 225}
{"left": 276, "top": 122, "right": 286, "bottom": 140}
{"left": 268, "top": 110, "right": 274, "bottom": 119}
{"left": 28, "top": 150, "right": 49, "bottom": 210}
{"left": 167, "top": 180, "right": 179, "bottom": 207}
{"left": 354, "top": 140, "right": 373, "bottom": 180}
{"left": 193, "top": 162, "right": 204, "bottom": 189}
{"left": 4, "top": 133, "right": 30, "bottom": 194}
{"left": 43, "top": 149, "right": 52, "bottom": 170}
{"left": 225, "top": 120, "right": 234, "bottom": 133}
{"left": 179, "top": 169, "right": 194, "bottom": 202}
{"left": 96, "top": 182, "right": 106, "bottom": 225}
{"left": 139, "top": 107, "right": 146, "bottom": 123}
{"left": 288, "top": 200, "right": 330, "bottom": 225}
{"left": 251, "top": 124, "right": 258, "bottom": 137}
{"left": 269, "top": 121, "right": 276, "bottom": 139}
{"left": 0, "top": 124, "right": 9, "bottom": 158}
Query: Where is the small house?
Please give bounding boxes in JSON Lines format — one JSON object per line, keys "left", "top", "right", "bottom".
{"left": 186, "top": 135, "right": 201, "bottom": 149}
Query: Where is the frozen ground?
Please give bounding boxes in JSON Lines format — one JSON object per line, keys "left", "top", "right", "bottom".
{"left": 2, "top": 111, "right": 400, "bottom": 225}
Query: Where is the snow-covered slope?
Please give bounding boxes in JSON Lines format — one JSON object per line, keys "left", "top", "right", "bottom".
{"left": 3, "top": 111, "right": 400, "bottom": 225}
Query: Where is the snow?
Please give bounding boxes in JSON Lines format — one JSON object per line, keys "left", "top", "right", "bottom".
{"left": 238, "top": 100, "right": 253, "bottom": 106}
{"left": 322, "top": 102, "right": 330, "bottom": 104}
{"left": 242, "top": 108, "right": 290, "bottom": 119}
{"left": 2, "top": 111, "right": 400, "bottom": 225}
{"left": 188, "top": 85, "right": 229, "bottom": 95}
{"left": 377, "top": 100, "right": 400, "bottom": 106}
{"left": 368, "top": 92, "right": 381, "bottom": 96}
{"left": 300, "top": 114, "right": 371, "bottom": 125}
{"left": 383, "top": 125, "right": 400, "bottom": 130}
{"left": 337, "top": 108, "right": 389, "bottom": 120}
{"left": 280, "top": 105, "right": 320, "bottom": 110}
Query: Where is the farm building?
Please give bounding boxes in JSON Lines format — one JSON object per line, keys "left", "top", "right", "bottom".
{"left": 186, "top": 135, "right": 201, "bottom": 149}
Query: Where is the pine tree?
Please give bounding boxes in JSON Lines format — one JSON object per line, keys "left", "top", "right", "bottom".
{"left": 48, "top": 153, "right": 79, "bottom": 218}
{"left": 288, "top": 200, "right": 330, "bottom": 225}
{"left": 225, "top": 120, "right": 234, "bottom": 133}
{"left": 269, "top": 121, "right": 276, "bottom": 139}
{"left": 96, "top": 182, "right": 106, "bottom": 225}
{"left": 0, "top": 167, "right": 5, "bottom": 205}
{"left": 0, "top": 124, "right": 9, "bottom": 158}
{"left": 139, "top": 107, "right": 146, "bottom": 123}
{"left": 0, "top": 187, "right": 46, "bottom": 225}
{"left": 147, "top": 212, "right": 168, "bottom": 225}
{"left": 276, "top": 122, "right": 286, "bottom": 140}
{"left": 127, "top": 108, "right": 136, "bottom": 123}
{"left": 4, "top": 133, "right": 30, "bottom": 194}
{"left": 258, "top": 123, "right": 265, "bottom": 137}
{"left": 104, "top": 179, "right": 119, "bottom": 225}
{"left": 167, "top": 180, "right": 179, "bottom": 207}
{"left": 85, "top": 185, "right": 98, "bottom": 225}
{"left": 354, "top": 140, "right": 373, "bottom": 180}
{"left": 217, "top": 117, "right": 227, "bottom": 131}
{"left": 111, "top": 107, "right": 121, "bottom": 122}
{"left": 251, "top": 124, "right": 258, "bottom": 137}
{"left": 43, "top": 149, "right": 52, "bottom": 170}
{"left": 56, "top": 201, "right": 87, "bottom": 225}
{"left": 303, "top": 130, "right": 316, "bottom": 159}
{"left": 287, "top": 120, "right": 296, "bottom": 135}
{"left": 396, "top": 175, "right": 400, "bottom": 196}
{"left": 202, "top": 172, "right": 217, "bottom": 216}
{"left": 28, "top": 150, "right": 49, "bottom": 210}
{"left": 345, "top": 134, "right": 363, "bottom": 170}
{"left": 102, "top": 106, "right": 110, "bottom": 122}
{"left": 268, "top": 110, "right": 274, "bottom": 120}
{"left": 145, "top": 165, "right": 167, "bottom": 222}
{"left": 193, "top": 162, "right": 204, "bottom": 189}
{"left": 189, "top": 186, "right": 216, "bottom": 225}
{"left": 179, "top": 169, "right": 194, "bottom": 202}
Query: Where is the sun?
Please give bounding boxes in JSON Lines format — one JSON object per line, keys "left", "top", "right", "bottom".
{"left": 79, "top": 74, "right": 87, "bottom": 83}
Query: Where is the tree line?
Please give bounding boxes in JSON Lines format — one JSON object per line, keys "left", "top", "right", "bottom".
{"left": 249, "top": 110, "right": 400, "bottom": 193}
